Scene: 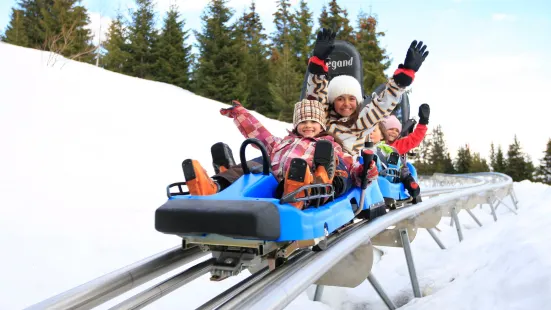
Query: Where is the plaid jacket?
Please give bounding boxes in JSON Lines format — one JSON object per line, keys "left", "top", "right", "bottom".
{"left": 306, "top": 73, "right": 406, "bottom": 156}
{"left": 227, "top": 105, "right": 355, "bottom": 181}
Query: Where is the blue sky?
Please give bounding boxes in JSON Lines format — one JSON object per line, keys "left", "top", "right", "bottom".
{"left": 1, "top": 0, "right": 551, "bottom": 164}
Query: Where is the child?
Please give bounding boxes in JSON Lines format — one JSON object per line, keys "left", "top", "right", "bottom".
{"left": 306, "top": 28, "right": 430, "bottom": 156}
{"left": 364, "top": 122, "right": 420, "bottom": 199}
{"left": 382, "top": 104, "right": 429, "bottom": 198}
{"left": 182, "top": 99, "right": 377, "bottom": 209}
{"left": 383, "top": 104, "right": 430, "bottom": 155}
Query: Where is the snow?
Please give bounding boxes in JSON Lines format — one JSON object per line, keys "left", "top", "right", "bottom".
{"left": 1, "top": 42, "right": 550, "bottom": 310}
{"left": 307, "top": 181, "right": 551, "bottom": 310}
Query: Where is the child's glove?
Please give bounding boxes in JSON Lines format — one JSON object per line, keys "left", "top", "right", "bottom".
{"left": 393, "top": 40, "right": 430, "bottom": 88}
{"left": 220, "top": 100, "right": 244, "bottom": 118}
{"left": 351, "top": 160, "right": 378, "bottom": 187}
{"left": 308, "top": 28, "right": 336, "bottom": 75}
{"left": 418, "top": 103, "right": 430, "bottom": 125}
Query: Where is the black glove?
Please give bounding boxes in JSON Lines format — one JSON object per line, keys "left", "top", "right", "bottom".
{"left": 418, "top": 103, "right": 430, "bottom": 125}
{"left": 308, "top": 28, "right": 336, "bottom": 74}
{"left": 402, "top": 40, "right": 429, "bottom": 72}
{"left": 393, "top": 40, "right": 430, "bottom": 87}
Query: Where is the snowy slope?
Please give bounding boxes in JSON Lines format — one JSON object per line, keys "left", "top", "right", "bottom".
{"left": 1, "top": 42, "right": 550, "bottom": 310}
{"left": 0, "top": 42, "right": 291, "bottom": 309}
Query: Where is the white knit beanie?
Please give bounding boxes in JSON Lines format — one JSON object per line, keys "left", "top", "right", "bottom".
{"left": 327, "top": 75, "right": 363, "bottom": 104}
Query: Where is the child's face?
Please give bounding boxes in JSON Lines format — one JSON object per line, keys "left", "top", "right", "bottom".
{"left": 386, "top": 128, "right": 400, "bottom": 142}
{"left": 370, "top": 125, "right": 383, "bottom": 143}
{"left": 333, "top": 94, "right": 357, "bottom": 117}
{"left": 297, "top": 121, "right": 322, "bottom": 138}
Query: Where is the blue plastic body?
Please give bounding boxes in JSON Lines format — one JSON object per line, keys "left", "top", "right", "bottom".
{"left": 168, "top": 172, "right": 384, "bottom": 242}
{"left": 377, "top": 162, "right": 418, "bottom": 201}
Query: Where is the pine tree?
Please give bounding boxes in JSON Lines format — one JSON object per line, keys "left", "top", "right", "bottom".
{"left": 102, "top": 11, "right": 131, "bottom": 73}
{"left": 354, "top": 12, "right": 390, "bottom": 94}
{"left": 39, "top": 0, "right": 95, "bottom": 61}
{"left": 66, "top": 3, "right": 96, "bottom": 63}
{"left": 194, "top": 0, "right": 247, "bottom": 103}
{"left": 471, "top": 152, "right": 490, "bottom": 172}
{"left": 534, "top": 138, "right": 551, "bottom": 184}
{"left": 268, "top": 0, "right": 301, "bottom": 121}
{"left": 127, "top": 0, "right": 158, "bottom": 79}
{"left": 489, "top": 142, "right": 496, "bottom": 171}
{"left": 3, "top": 8, "right": 29, "bottom": 46}
{"left": 20, "top": 0, "right": 51, "bottom": 49}
{"left": 427, "top": 125, "right": 450, "bottom": 174}
{"left": 412, "top": 131, "right": 432, "bottom": 174}
{"left": 5, "top": 0, "right": 95, "bottom": 60}
{"left": 269, "top": 45, "right": 302, "bottom": 121}
{"left": 455, "top": 144, "right": 472, "bottom": 173}
{"left": 238, "top": 1, "right": 272, "bottom": 112}
{"left": 318, "top": 0, "right": 354, "bottom": 42}
{"left": 444, "top": 152, "right": 456, "bottom": 174}
{"left": 494, "top": 145, "right": 507, "bottom": 173}
{"left": 505, "top": 135, "right": 531, "bottom": 181}
{"left": 272, "top": 0, "right": 293, "bottom": 51}
{"left": 290, "top": 0, "right": 314, "bottom": 71}
{"left": 154, "top": 5, "right": 193, "bottom": 90}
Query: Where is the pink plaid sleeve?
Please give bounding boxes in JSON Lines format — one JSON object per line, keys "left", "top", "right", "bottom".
{"left": 232, "top": 106, "right": 281, "bottom": 153}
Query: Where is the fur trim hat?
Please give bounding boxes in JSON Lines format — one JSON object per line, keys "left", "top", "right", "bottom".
{"left": 327, "top": 75, "right": 363, "bottom": 104}
{"left": 293, "top": 99, "right": 327, "bottom": 131}
{"left": 383, "top": 115, "right": 402, "bottom": 132}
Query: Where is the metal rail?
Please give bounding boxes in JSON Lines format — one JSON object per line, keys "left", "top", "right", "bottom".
{"left": 25, "top": 173, "right": 514, "bottom": 310}
{"left": 25, "top": 246, "right": 209, "bottom": 309}
{"left": 217, "top": 173, "right": 513, "bottom": 309}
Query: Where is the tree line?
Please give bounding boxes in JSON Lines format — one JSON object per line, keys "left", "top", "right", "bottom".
{"left": 1, "top": 0, "right": 390, "bottom": 122}
{"left": 3, "top": 0, "right": 550, "bottom": 184}
{"left": 413, "top": 125, "right": 551, "bottom": 184}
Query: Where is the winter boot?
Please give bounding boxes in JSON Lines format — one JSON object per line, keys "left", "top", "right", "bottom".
{"left": 312, "top": 140, "right": 336, "bottom": 185}
{"left": 210, "top": 142, "right": 236, "bottom": 174}
{"left": 283, "top": 158, "right": 314, "bottom": 210}
{"left": 182, "top": 159, "right": 219, "bottom": 196}
{"left": 311, "top": 140, "right": 338, "bottom": 205}
{"left": 402, "top": 174, "right": 420, "bottom": 198}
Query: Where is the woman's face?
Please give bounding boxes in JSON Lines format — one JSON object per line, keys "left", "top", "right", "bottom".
{"left": 333, "top": 94, "right": 357, "bottom": 117}
{"left": 370, "top": 125, "right": 383, "bottom": 143}
{"left": 386, "top": 128, "right": 400, "bottom": 142}
{"left": 297, "top": 120, "right": 322, "bottom": 138}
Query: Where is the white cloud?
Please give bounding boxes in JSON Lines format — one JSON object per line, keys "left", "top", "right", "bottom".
{"left": 492, "top": 13, "right": 518, "bottom": 22}
{"left": 86, "top": 12, "right": 112, "bottom": 45}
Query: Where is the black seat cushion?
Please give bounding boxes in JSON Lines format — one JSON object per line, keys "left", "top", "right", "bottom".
{"left": 155, "top": 199, "right": 281, "bottom": 240}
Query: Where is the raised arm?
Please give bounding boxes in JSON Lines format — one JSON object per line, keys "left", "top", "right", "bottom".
{"left": 305, "top": 28, "right": 335, "bottom": 115}
{"left": 354, "top": 40, "right": 430, "bottom": 131}
{"left": 220, "top": 101, "right": 281, "bottom": 154}
{"left": 391, "top": 104, "right": 430, "bottom": 154}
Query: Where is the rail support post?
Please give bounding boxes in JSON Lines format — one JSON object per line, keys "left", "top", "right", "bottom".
{"left": 509, "top": 188, "right": 519, "bottom": 209}
{"left": 426, "top": 228, "right": 446, "bottom": 250}
{"left": 486, "top": 197, "right": 498, "bottom": 221}
{"left": 465, "top": 209, "right": 483, "bottom": 227}
{"left": 450, "top": 206, "right": 463, "bottom": 242}
{"left": 313, "top": 285, "right": 324, "bottom": 301}
{"left": 493, "top": 194, "right": 517, "bottom": 215}
{"left": 399, "top": 228, "right": 421, "bottom": 298}
{"left": 367, "top": 273, "right": 397, "bottom": 310}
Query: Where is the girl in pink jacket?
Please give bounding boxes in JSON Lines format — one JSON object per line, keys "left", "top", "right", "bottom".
{"left": 182, "top": 99, "right": 376, "bottom": 209}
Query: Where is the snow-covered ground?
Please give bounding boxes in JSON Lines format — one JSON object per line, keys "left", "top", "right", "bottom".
{"left": 1, "top": 42, "right": 550, "bottom": 310}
